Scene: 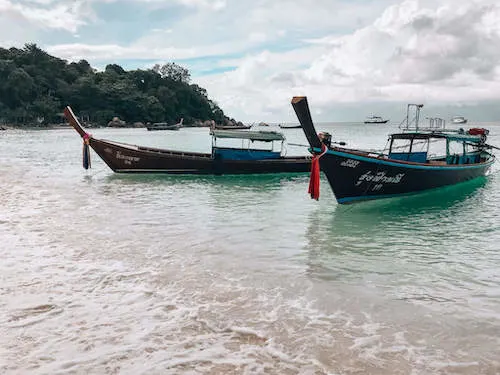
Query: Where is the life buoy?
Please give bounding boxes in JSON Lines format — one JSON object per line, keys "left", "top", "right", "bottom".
{"left": 467, "top": 128, "right": 489, "bottom": 136}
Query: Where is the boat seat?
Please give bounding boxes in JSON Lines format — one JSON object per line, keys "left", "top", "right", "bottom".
{"left": 389, "top": 152, "right": 427, "bottom": 163}
{"left": 428, "top": 160, "right": 447, "bottom": 165}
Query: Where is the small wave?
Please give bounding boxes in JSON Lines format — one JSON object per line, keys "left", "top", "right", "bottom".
{"left": 7, "top": 304, "right": 63, "bottom": 328}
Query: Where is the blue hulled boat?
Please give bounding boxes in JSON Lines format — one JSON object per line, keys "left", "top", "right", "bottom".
{"left": 291, "top": 96, "right": 496, "bottom": 204}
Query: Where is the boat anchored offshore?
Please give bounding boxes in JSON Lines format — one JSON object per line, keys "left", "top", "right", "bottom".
{"left": 291, "top": 97, "right": 496, "bottom": 204}
{"left": 364, "top": 116, "right": 389, "bottom": 124}
{"left": 146, "top": 118, "right": 183, "bottom": 131}
{"left": 215, "top": 124, "right": 252, "bottom": 130}
{"left": 64, "top": 106, "right": 311, "bottom": 175}
{"left": 451, "top": 116, "right": 468, "bottom": 124}
{"left": 279, "top": 124, "right": 302, "bottom": 129}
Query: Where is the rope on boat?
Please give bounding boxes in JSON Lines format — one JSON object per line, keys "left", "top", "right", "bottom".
{"left": 82, "top": 133, "right": 91, "bottom": 170}
{"left": 309, "top": 144, "right": 327, "bottom": 200}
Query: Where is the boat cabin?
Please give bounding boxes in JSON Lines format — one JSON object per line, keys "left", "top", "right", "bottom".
{"left": 210, "top": 129, "right": 286, "bottom": 161}
{"left": 389, "top": 104, "right": 487, "bottom": 165}
{"left": 388, "top": 131, "right": 487, "bottom": 165}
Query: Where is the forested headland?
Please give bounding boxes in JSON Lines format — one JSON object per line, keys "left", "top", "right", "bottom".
{"left": 0, "top": 43, "right": 232, "bottom": 127}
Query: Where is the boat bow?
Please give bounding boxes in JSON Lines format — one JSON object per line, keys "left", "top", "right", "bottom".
{"left": 291, "top": 96, "right": 322, "bottom": 149}
{"left": 63, "top": 106, "right": 91, "bottom": 139}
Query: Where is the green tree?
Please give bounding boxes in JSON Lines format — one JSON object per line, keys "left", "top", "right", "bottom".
{"left": 0, "top": 43, "right": 233, "bottom": 126}
{"left": 153, "top": 62, "right": 191, "bottom": 83}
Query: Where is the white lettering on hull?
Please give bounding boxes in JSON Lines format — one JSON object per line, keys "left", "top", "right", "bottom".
{"left": 340, "top": 159, "right": 360, "bottom": 168}
{"left": 116, "top": 151, "right": 141, "bottom": 165}
{"left": 355, "top": 171, "right": 405, "bottom": 188}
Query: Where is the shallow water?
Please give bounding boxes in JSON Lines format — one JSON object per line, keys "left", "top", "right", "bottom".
{"left": 1, "top": 123, "right": 500, "bottom": 374}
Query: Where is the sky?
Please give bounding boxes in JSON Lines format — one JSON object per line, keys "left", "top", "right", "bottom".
{"left": 2, "top": 0, "right": 500, "bottom": 122}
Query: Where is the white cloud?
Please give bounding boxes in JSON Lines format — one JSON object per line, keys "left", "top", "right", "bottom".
{"left": 89, "top": 0, "right": 227, "bottom": 11}
{"left": 46, "top": 43, "right": 200, "bottom": 61}
{"left": 39, "top": 0, "right": 393, "bottom": 64}
{"left": 4, "top": 0, "right": 500, "bottom": 121}
{"left": 177, "top": 0, "right": 226, "bottom": 10}
{"left": 0, "top": 0, "right": 89, "bottom": 33}
{"left": 197, "top": 0, "right": 500, "bottom": 120}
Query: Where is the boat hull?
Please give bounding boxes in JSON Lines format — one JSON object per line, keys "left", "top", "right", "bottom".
{"left": 146, "top": 125, "right": 180, "bottom": 131}
{"left": 279, "top": 125, "right": 302, "bottom": 129}
{"left": 215, "top": 125, "right": 252, "bottom": 130}
{"left": 319, "top": 149, "right": 494, "bottom": 204}
{"left": 364, "top": 120, "right": 389, "bottom": 124}
{"left": 90, "top": 138, "right": 311, "bottom": 174}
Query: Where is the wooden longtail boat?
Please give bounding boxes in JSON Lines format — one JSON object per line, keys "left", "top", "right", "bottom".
{"left": 291, "top": 96, "right": 496, "bottom": 204}
{"left": 215, "top": 124, "right": 252, "bottom": 130}
{"left": 146, "top": 118, "right": 183, "bottom": 131}
{"left": 64, "top": 106, "right": 311, "bottom": 174}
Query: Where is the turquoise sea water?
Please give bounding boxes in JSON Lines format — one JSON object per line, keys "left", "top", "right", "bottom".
{"left": 1, "top": 122, "right": 500, "bottom": 374}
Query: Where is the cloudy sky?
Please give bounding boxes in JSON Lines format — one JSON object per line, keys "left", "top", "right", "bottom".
{"left": 2, "top": 0, "right": 500, "bottom": 122}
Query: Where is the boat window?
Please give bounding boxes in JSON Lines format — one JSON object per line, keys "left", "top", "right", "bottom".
{"left": 427, "top": 138, "right": 446, "bottom": 159}
{"left": 389, "top": 137, "right": 429, "bottom": 162}
{"left": 447, "top": 139, "right": 467, "bottom": 164}
{"left": 410, "top": 138, "right": 428, "bottom": 153}
{"left": 390, "top": 138, "right": 412, "bottom": 153}
{"left": 448, "top": 140, "right": 463, "bottom": 155}
{"left": 464, "top": 143, "right": 478, "bottom": 153}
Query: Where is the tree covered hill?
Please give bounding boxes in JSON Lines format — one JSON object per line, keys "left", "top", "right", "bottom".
{"left": 0, "top": 43, "right": 228, "bottom": 126}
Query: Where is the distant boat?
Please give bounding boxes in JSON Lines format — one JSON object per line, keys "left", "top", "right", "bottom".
{"left": 215, "top": 124, "right": 252, "bottom": 130}
{"left": 451, "top": 116, "right": 468, "bottom": 124}
{"left": 364, "top": 116, "right": 389, "bottom": 124}
{"left": 279, "top": 124, "right": 301, "bottom": 129}
{"left": 258, "top": 122, "right": 270, "bottom": 127}
{"left": 147, "top": 118, "right": 183, "bottom": 131}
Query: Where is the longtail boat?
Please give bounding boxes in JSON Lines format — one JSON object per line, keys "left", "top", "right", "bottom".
{"left": 64, "top": 106, "right": 310, "bottom": 174}
{"left": 291, "top": 96, "right": 496, "bottom": 204}
{"left": 146, "top": 120, "right": 182, "bottom": 131}
{"left": 279, "top": 124, "right": 302, "bottom": 129}
{"left": 215, "top": 124, "right": 252, "bottom": 130}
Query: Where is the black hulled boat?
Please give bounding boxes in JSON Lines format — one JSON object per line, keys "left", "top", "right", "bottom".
{"left": 291, "top": 96, "right": 496, "bottom": 204}
{"left": 279, "top": 124, "right": 302, "bottom": 129}
{"left": 146, "top": 119, "right": 183, "bottom": 131}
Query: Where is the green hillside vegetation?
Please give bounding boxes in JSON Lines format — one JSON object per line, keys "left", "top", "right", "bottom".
{"left": 0, "top": 43, "right": 229, "bottom": 127}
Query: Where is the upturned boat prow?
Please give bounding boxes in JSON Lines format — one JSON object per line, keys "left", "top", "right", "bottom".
{"left": 291, "top": 96, "right": 322, "bottom": 149}
{"left": 291, "top": 96, "right": 496, "bottom": 204}
{"left": 64, "top": 106, "right": 89, "bottom": 139}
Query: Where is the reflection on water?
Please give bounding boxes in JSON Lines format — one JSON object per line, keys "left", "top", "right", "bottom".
{"left": 104, "top": 172, "right": 309, "bottom": 190}
{"left": 306, "top": 177, "right": 489, "bottom": 253}
{"left": 316, "top": 176, "right": 489, "bottom": 236}
{"left": 304, "top": 175, "right": 500, "bottom": 314}
{"left": 301, "top": 175, "right": 500, "bottom": 371}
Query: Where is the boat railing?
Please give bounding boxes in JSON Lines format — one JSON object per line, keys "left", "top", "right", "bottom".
{"left": 399, "top": 103, "right": 424, "bottom": 130}
{"left": 414, "top": 117, "right": 447, "bottom": 131}
{"left": 399, "top": 104, "right": 450, "bottom": 132}
{"left": 210, "top": 129, "right": 285, "bottom": 142}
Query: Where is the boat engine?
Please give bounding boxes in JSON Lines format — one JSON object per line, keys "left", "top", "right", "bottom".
{"left": 318, "top": 132, "right": 332, "bottom": 148}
